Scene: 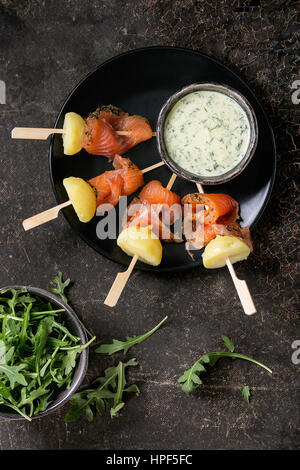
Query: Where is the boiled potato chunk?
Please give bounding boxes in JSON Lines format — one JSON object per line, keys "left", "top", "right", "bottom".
{"left": 62, "top": 112, "right": 85, "bottom": 155}
{"left": 117, "top": 225, "right": 162, "bottom": 266}
{"left": 202, "top": 235, "right": 250, "bottom": 269}
{"left": 63, "top": 177, "right": 96, "bottom": 223}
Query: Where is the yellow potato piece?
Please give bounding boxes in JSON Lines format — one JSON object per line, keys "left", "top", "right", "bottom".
{"left": 62, "top": 112, "right": 85, "bottom": 155}
{"left": 63, "top": 177, "right": 96, "bottom": 223}
{"left": 117, "top": 225, "right": 163, "bottom": 266}
{"left": 202, "top": 235, "right": 250, "bottom": 269}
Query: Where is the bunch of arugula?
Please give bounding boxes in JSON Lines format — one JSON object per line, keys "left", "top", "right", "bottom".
{"left": 178, "top": 335, "right": 272, "bottom": 403}
{"left": 64, "top": 316, "right": 168, "bottom": 422}
{"left": 0, "top": 274, "right": 94, "bottom": 421}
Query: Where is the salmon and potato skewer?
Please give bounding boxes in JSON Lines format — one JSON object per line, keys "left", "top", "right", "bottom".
{"left": 23, "top": 155, "right": 148, "bottom": 230}
{"left": 104, "top": 175, "right": 180, "bottom": 306}
{"left": 12, "top": 105, "right": 154, "bottom": 157}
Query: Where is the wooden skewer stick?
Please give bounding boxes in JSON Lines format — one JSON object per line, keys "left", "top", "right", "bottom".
{"left": 226, "top": 258, "right": 256, "bottom": 315}
{"left": 104, "top": 255, "right": 139, "bottom": 307}
{"left": 166, "top": 173, "right": 177, "bottom": 190}
{"left": 23, "top": 200, "right": 72, "bottom": 231}
{"left": 12, "top": 128, "right": 66, "bottom": 140}
{"left": 196, "top": 182, "right": 204, "bottom": 193}
{"left": 141, "top": 160, "right": 164, "bottom": 174}
{"left": 104, "top": 172, "right": 177, "bottom": 307}
{"left": 22, "top": 161, "right": 166, "bottom": 231}
{"left": 194, "top": 181, "right": 256, "bottom": 315}
{"left": 11, "top": 127, "right": 156, "bottom": 140}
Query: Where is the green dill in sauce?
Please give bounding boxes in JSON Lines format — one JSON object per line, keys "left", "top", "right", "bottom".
{"left": 164, "top": 91, "right": 251, "bottom": 177}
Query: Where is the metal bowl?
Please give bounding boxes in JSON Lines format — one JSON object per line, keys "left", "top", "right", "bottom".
{"left": 156, "top": 82, "right": 258, "bottom": 185}
{"left": 0, "top": 285, "right": 88, "bottom": 420}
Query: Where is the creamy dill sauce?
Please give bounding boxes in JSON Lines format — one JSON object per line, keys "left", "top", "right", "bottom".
{"left": 164, "top": 91, "right": 251, "bottom": 177}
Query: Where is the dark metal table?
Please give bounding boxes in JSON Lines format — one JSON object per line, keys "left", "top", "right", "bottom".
{"left": 0, "top": 0, "right": 299, "bottom": 450}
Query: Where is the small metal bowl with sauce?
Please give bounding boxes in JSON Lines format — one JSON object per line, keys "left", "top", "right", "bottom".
{"left": 156, "top": 82, "right": 258, "bottom": 185}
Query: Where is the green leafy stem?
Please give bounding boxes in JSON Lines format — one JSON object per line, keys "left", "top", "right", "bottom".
{"left": 95, "top": 315, "right": 168, "bottom": 355}
{"left": 178, "top": 349, "right": 272, "bottom": 393}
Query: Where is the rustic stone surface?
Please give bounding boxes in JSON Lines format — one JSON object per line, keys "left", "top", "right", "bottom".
{"left": 0, "top": 0, "right": 299, "bottom": 450}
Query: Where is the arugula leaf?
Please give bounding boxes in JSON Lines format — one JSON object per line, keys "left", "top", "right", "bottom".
{"left": 112, "top": 360, "right": 133, "bottom": 416}
{"left": 19, "top": 303, "right": 32, "bottom": 348}
{"left": 110, "top": 402, "right": 125, "bottom": 418}
{"left": 222, "top": 335, "right": 235, "bottom": 352}
{"left": 0, "top": 398, "right": 32, "bottom": 421}
{"left": 66, "top": 394, "right": 94, "bottom": 422}
{"left": 178, "top": 338, "right": 272, "bottom": 394}
{"left": 0, "top": 363, "right": 27, "bottom": 388}
{"left": 60, "top": 335, "right": 96, "bottom": 352}
{"left": 49, "top": 272, "right": 71, "bottom": 303}
{"left": 19, "top": 379, "right": 52, "bottom": 412}
{"left": 95, "top": 316, "right": 168, "bottom": 355}
{"left": 178, "top": 360, "right": 207, "bottom": 393}
{"left": 64, "top": 359, "right": 139, "bottom": 423}
{"left": 0, "top": 380, "right": 17, "bottom": 402}
{"left": 5, "top": 346, "right": 16, "bottom": 363}
{"left": 0, "top": 340, "right": 5, "bottom": 363}
{"left": 52, "top": 321, "right": 79, "bottom": 342}
{"left": 35, "top": 391, "right": 53, "bottom": 413}
{"left": 62, "top": 350, "right": 79, "bottom": 376}
{"left": 65, "top": 389, "right": 113, "bottom": 423}
{"left": 6, "top": 288, "right": 27, "bottom": 314}
{"left": 241, "top": 385, "right": 251, "bottom": 404}
{"left": 34, "top": 317, "right": 54, "bottom": 385}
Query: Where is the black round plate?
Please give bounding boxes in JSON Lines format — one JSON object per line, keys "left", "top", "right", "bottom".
{"left": 49, "top": 46, "right": 276, "bottom": 273}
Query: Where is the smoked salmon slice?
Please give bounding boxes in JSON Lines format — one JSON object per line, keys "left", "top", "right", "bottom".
{"left": 83, "top": 117, "right": 125, "bottom": 157}
{"left": 88, "top": 105, "right": 126, "bottom": 126}
{"left": 184, "top": 222, "right": 252, "bottom": 251}
{"left": 123, "top": 181, "right": 182, "bottom": 242}
{"left": 138, "top": 180, "right": 182, "bottom": 226}
{"left": 88, "top": 155, "right": 144, "bottom": 207}
{"left": 182, "top": 192, "right": 252, "bottom": 252}
{"left": 82, "top": 105, "right": 153, "bottom": 157}
{"left": 181, "top": 193, "right": 239, "bottom": 225}
{"left": 114, "top": 115, "right": 153, "bottom": 154}
{"left": 88, "top": 173, "right": 111, "bottom": 205}
{"left": 203, "top": 223, "right": 252, "bottom": 249}
{"left": 139, "top": 180, "right": 181, "bottom": 207}
{"left": 125, "top": 198, "right": 182, "bottom": 243}
{"left": 112, "top": 154, "right": 144, "bottom": 196}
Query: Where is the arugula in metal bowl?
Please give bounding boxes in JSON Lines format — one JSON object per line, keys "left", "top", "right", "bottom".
{"left": 0, "top": 274, "right": 94, "bottom": 421}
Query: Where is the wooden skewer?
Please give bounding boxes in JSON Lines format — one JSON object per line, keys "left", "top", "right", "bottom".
{"left": 104, "top": 255, "right": 139, "bottom": 307}
{"left": 141, "top": 161, "right": 164, "bottom": 174}
{"left": 11, "top": 127, "right": 156, "bottom": 140}
{"left": 196, "top": 182, "right": 204, "bottom": 193}
{"left": 225, "top": 258, "right": 256, "bottom": 315}
{"left": 104, "top": 173, "right": 177, "bottom": 307}
{"left": 22, "top": 161, "right": 166, "bottom": 231}
{"left": 12, "top": 128, "right": 66, "bottom": 140}
{"left": 194, "top": 181, "right": 256, "bottom": 315}
{"left": 166, "top": 173, "right": 177, "bottom": 190}
{"left": 23, "top": 200, "right": 72, "bottom": 231}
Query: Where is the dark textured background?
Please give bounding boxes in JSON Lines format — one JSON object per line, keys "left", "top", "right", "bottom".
{"left": 0, "top": 0, "right": 299, "bottom": 450}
